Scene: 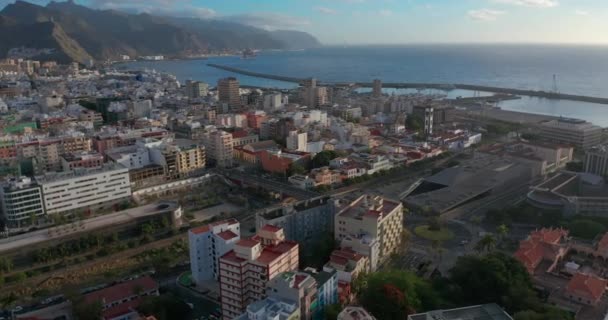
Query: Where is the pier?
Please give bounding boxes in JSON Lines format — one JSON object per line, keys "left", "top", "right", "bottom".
{"left": 207, "top": 63, "right": 608, "bottom": 105}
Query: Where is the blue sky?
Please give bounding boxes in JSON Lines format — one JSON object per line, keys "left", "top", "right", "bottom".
{"left": 3, "top": 0, "right": 608, "bottom": 44}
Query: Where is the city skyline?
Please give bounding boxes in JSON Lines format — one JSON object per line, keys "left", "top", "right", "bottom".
{"left": 1, "top": 0, "right": 606, "bottom": 45}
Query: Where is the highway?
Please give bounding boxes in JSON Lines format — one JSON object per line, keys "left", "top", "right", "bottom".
{"left": 208, "top": 63, "right": 608, "bottom": 105}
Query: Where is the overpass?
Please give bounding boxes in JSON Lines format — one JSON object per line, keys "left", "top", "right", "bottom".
{"left": 207, "top": 63, "right": 608, "bottom": 105}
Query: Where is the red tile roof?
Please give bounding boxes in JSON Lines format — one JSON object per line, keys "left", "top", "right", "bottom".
{"left": 597, "top": 233, "right": 608, "bottom": 252}
{"left": 261, "top": 225, "right": 282, "bottom": 233}
{"left": 514, "top": 228, "right": 569, "bottom": 274}
{"left": 102, "top": 297, "right": 142, "bottom": 319}
{"left": 236, "top": 238, "right": 260, "bottom": 248}
{"left": 566, "top": 273, "right": 608, "bottom": 302}
{"left": 84, "top": 276, "right": 158, "bottom": 306}
{"left": 217, "top": 230, "right": 239, "bottom": 241}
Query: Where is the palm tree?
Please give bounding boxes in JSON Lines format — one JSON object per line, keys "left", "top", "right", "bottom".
{"left": 475, "top": 234, "right": 496, "bottom": 254}
{"left": 497, "top": 224, "right": 509, "bottom": 243}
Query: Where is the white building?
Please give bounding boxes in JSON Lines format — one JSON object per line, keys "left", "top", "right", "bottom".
{"left": 130, "top": 99, "right": 153, "bottom": 119}
{"left": 540, "top": 118, "right": 602, "bottom": 149}
{"left": 286, "top": 130, "right": 308, "bottom": 152}
{"left": 36, "top": 164, "right": 131, "bottom": 215}
{"left": 0, "top": 177, "right": 44, "bottom": 228}
{"left": 189, "top": 219, "right": 240, "bottom": 285}
{"left": 585, "top": 144, "right": 608, "bottom": 177}
{"left": 263, "top": 93, "right": 287, "bottom": 112}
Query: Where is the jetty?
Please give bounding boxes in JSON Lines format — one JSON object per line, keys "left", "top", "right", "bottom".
{"left": 207, "top": 63, "right": 608, "bottom": 105}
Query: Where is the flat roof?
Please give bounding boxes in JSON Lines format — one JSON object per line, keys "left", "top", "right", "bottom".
{"left": 408, "top": 304, "right": 513, "bottom": 320}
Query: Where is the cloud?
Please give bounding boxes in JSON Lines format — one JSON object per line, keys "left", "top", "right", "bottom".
{"left": 88, "top": 0, "right": 217, "bottom": 18}
{"left": 315, "top": 6, "right": 337, "bottom": 15}
{"left": 493, "top": 0, "right": 558, "bottom": 8}
{"left": 379, "top": 9, "right": 393, "bottom": 16}
{"left": 575, "top": 9, "right": 590, "bottom": 16}
{"left": 468, "top": 9, "right": 505, "bottom": 21}
{"left": 223, "top": 12, "right": 311, "bottom": 31}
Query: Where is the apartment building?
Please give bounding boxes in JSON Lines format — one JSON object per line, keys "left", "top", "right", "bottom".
{"left": 36, "top": 163, "right": 131, "bottom": 215}
{"left": 234, "top": 297, "right": 300, "bottom": 320}
{"left": 585, "top": 144, "right": 608, "bottom": 177}
{"left": 0, "top": 177, "right": 44, "bottom": 228}
{"left": 286, "top": 130, "right": 308, "bottom": 152}
{"left": 219, "top": 225, "right": 299, "bottom": 319}
{"left": 203, "top": 130, "right": 234, "bottom": 168}
{"left": 188, "top": 219, "right": 241, "bottom": 285}
{"left": 539, "top": 118, "right": 602, "bottom": 149}
{"left": 267, "top": 272, "right": 318, "bottom": 320}
{"left": 304, "top": 267, "right": 339, "bottom": 320}
{"left": 185, "top": 80, "right": 209, "bottom": 99}
{"left": 61, "top": 151, "right": 104, "bottom": 171}
{"left": 335, "top": 195, "right": 404, "bottom": 270}
{"left": 256, "top": 197, "right": 335, "bottom": 251}
{"left": 218, "top": 77, "right": 241, "bottom": 108}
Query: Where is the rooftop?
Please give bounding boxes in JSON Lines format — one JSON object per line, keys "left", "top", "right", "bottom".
{"left": 84, "top": 276, "right": 157, "bottom": 305}
{"left": 35, "top": 162, "right": 127, "bottom": 184}
{"left": 408, "top": 304, "right": 513, "bottom": 320}
{"left": 565, "top": 273, "right": 608, "bottom": 302}
{"left": 189, "top": 218, "right": 239, "bottom": 235}
{"left": 338, "top": 194, "right": 400, "bottom": 221}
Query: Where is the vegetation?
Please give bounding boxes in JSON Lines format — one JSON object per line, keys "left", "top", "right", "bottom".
{"left": 406, "top": 115, "right": 423, "bottom": 132}
{"left": 311, "top": 150, "right": 341, "bottom": 168}
{"left": 414, "top": 225, "right": 454, "bottom": 241}
{"left": 324, "top": 304, "right": 343, "bottom": 320}
{"left": 138, "top": 294, "right": 192, "bottom": 320}
{"left": 485, "top": 204, "right": 608, "bottom": 240}
{"left": 300, "top": 234, "right": 337, "bottom": 269}
{"left": 352, "top": 253, "right": 573, "bottom": 319}
{"left": 288, "top": 163, "right": 307, "bottom": 176}
{"left": 73, "top": 299, "right": 103, "bottom": 320}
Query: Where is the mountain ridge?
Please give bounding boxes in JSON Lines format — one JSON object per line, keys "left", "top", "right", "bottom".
{"left": 0, "top": 0, "right": 321, "bottom": 62}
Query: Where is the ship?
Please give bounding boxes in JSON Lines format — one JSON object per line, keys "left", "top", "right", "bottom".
{"left": 241, "top": 48, "right": 257, "bottom": 59}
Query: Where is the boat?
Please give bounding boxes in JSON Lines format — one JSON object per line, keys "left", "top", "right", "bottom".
{"left": 241, "top": 48, "right": 257, "bottom": 59}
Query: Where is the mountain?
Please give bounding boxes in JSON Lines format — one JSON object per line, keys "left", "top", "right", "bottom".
{"left": 270, "top": 30, "right": 322, "bottom": 50}
{"left": 0, "top": 0, "right": 321, "bottom": 62}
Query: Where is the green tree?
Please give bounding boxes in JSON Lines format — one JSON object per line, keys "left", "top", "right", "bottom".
{"left": 446, "top": 252, "right": 539, "bottom": 314}
{"left": 406, "top": 115, "right": 423, "bottom": 132}
{"left": 288, "top": 163, "right": 307, "bottom": 176}
{"left": 428, "top": 216, "right": 442, "bottom": 231}
{"left": 29, "top": 212, "right": 39, "bottom": 226}
{"left": 0, "top": 257, "right": 13, "bottom": 273}
{"left": 73, "top": 300, "right": 103, "bottom": 320}
{"left": 357, "top": 270, "right": 441, "bottom": 319}
{"left": 567, "top": 219, "right": 606, "bottom": 240}
{"left": 497, "top": 224, "right": 509, "bottom": 242}
{"left": 475, "top": 234, "right": 496, "bottom": 253}
{"left": 324, "top": 304, "right": 342, "bottom": 320}
{"left": 312, "top": 150, "right": 339, "bottom": 168}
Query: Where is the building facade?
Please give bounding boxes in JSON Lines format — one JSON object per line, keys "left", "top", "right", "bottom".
{"left": 36, "top": 164, "right": 131, "bottom": 215}
{"left": 335, "top": 195, "right": 404, "bottom": 270}
{"left": 267, "top": 271, "right": 318, "bottom": 320}
{"left": 218, "top": 77, "right": 241, "bottom": 108}
{"left": 0, "top": 177, "right": 44, "bottom": 228}
{"left": 204, "top": 130, "right": 234, "bottom": 168}
{"left": 539, "top": 118, "right": 602, "bottom": 149}
{"left": 585, "top": 144, "right": 608, "bottom": 177}
{"left": 219, "top": 225, "right": 299, "bottom": 319}
{"left": 188, "top": 219, "right": 241, "bottom": 285}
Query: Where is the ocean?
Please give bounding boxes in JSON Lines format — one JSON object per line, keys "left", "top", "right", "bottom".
{"left": 118, "top": 45, "right": 608, "bottom": 127}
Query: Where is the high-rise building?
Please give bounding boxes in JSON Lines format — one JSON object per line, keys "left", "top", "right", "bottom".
{"left": 267, "top": 271, "right": 318, "bottom": 320}
{"left": 219, "top": 225, "right": 299, "bottom": 319}
{"left": 412, "top": 105, "right": 434, "bottom": 136}
{"left": 539, "top": 118, "right": 602, "bottom": 149}
{"left": 0, "top": 177, "right": 44, "bottom": 228}
{"left": 334, "top": 195, "right": 404, "bottom": 271}
{"left": 189, "top": 219, "right": 240, "bottom": 285}
{"left": 372, "top": 79, "right": 382, "bottom": 98}
{"left": 286, "top": 130, "right": 308, "bottom": 152}
{"left": 218, "top": 77, "right": 241, "bottom": 108}
{"left": 203, "top": 130, "right": 233, "bottom": 168}
{"left": 584, "top": 144, "right": 608, "bottom": 177}
{"left": 300, "top": 78, "right": 328, "bottom": 108}
{"left": 186, "top": 80, "right": 209, "bottom": 99}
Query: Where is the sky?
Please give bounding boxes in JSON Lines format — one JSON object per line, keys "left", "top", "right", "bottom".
{"left": 2, "top": 0, "right": 608, "bottom": 44}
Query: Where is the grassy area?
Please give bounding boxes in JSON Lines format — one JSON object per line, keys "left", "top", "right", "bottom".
{"left": 414, "top": 225, "right": 455, "bottom": 241}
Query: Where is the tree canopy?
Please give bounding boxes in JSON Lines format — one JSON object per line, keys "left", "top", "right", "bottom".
{"left": 311, "top": 150, "right": 340, "bottom": 168}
